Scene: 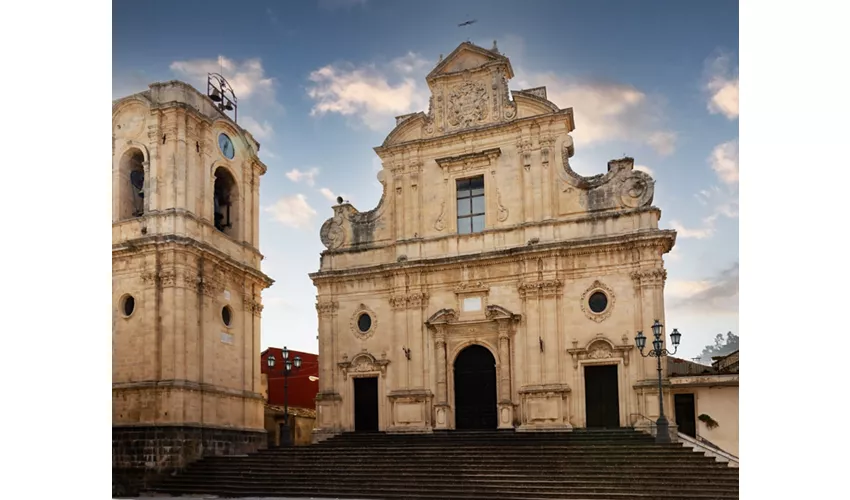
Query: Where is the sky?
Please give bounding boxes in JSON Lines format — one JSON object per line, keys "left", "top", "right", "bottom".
{"left": 113, "top": 0, "right": 739, "bottom": 361}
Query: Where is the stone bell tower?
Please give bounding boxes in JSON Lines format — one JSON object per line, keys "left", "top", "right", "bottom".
{"left": 111, "top": 79, "right": 273, "bottom": 494}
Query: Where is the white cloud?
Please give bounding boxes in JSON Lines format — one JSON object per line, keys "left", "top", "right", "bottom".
{"left": 514, "top": 73, "right": 677, "bottom": 156}
{"left": 669, "top": 219, "right": 716, "bottom": 240}
{"left": 665, "top": 244, "right": 682, "bottom": 262}
{"left": 710, "top": 139, "right": 739, "bottom": 186}
{"left": 306, "top": 52, "right": 431, "bottom": 130}
{"left": 305, "top": 39, "right": 676, "bottom": 153}
{"left": 169, "top": 55, "right": 280, "bottom": 110}
{"left": 667, "top": 263, "right": 739, "bottom": 314}
{"left": 705, "top": 53, "right": 739, "bottom": 119}
{"left": 319, "top": 187, "right": 350, "bottom": 203}
{"left": 633, "top": 164, "right": 654, "bottom": 176}
{"left": 240, "top": 116, "right": 274, "bottom": 141}
{"left": 286, "top": 168, "right": 320, "bottom": 186}
{"left": 264, "top": 195, "right": 317, "bottom": 230}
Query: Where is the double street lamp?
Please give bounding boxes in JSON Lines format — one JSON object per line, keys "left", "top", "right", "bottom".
{"left": 267, "top": 346, "right": 302, "bottom": 447}
{"left": 635, "top": 320, "right": 681, "bottom": 444}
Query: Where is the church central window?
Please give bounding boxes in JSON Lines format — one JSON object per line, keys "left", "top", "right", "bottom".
{"left": 456, "top": 175, "right": 485, "bottom": 234}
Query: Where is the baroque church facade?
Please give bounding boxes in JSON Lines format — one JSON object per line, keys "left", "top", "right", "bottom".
{"left": 310, "top": 42, "right": 676, "bottom": 440}
{"left": 112, "top": 81, "right": 273, "bottom": 489}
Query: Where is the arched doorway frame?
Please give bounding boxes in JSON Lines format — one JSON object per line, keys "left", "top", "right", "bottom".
{"left": 425, "top": 304, "right": 521, "bottom": 430}
{"left": 448, "top": 340, "right": 500, "bottom": 430}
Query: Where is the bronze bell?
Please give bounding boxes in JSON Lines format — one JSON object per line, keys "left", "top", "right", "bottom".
{"left": 224, "top": 101, "right": 234, "bottom": 111}
{"left": 209, "top": 87, "right": 222, "bottom": 102}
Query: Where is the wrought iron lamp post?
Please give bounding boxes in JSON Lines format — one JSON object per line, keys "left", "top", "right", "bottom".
{"left": 267, "top": 346, "right": 302, "bottom": 446}
{"left": 635, "top": 320, "right": 681, "bottom": 443}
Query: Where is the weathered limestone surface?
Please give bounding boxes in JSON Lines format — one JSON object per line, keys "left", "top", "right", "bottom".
{"left": 112, "top": 81, "right": 273, "bottom": 494}
{"left": 310, "top": 42, "right": 678, "bottom": 440}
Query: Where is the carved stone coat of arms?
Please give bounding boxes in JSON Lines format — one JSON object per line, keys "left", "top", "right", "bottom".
{"left": 448, "top": 81, "right": 489, "bottom": 128}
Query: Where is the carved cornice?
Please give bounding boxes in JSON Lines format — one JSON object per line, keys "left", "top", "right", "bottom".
{"left": 311, "top": 229, "right": 675, "bottom": 284}
{"left": 435, "top": 148, "right": 501, "bottom": 174}
{"left": 111, "top": 232, "right": 272, "bottom": 288}
{"left": 630, "top": 268, "right": 667, "bottom": 288}
{"left": 517, "top": 279, "right": 563, "bottom": 299}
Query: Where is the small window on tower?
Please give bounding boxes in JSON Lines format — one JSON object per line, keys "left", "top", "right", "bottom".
{"left": 456, "top": 176, "right": 485, "bottom": 234}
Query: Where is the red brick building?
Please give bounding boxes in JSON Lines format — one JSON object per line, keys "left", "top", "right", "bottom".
{"left": 260, "top": 348, "right": 319, "bottom": 410}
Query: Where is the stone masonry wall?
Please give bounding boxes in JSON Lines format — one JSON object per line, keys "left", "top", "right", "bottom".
{"left": 112, "top": 424, "right": 267, "bottom": 496}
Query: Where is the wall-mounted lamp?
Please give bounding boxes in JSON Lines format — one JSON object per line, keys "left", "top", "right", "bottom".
{"left": 539, "top": 337, "right": 544, "bottom": 352}
{"left": 402, "top": 346, "right": 411, "bottom": 360}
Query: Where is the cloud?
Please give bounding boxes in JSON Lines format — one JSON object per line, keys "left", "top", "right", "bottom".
{"left": 633, "top": 164, "right": 654, "bottom": 176}
{"left": 286, "top": 168, "right": 320, "bottom": 186}
{"left": 305, "top": 38, "right": 676, "bottom": 153}
{"left": 710, "top": 138, "right": 739, "bottom": 186}
{"left": 318, "top": 0, "right": 368, "bottom": 11}
{"left": 240, "top": 116, "right": 274, "bottom": 141}
{"left": 306, "top": 52, "right": 431, "bottom": 130}
{"left": 169, "top": 55, "right": 280, "bottom": 110}
{"left": 264, "top": 195, "right": 317, "bottom": 230}
{"left": 705, "top": 52, "right": 739, "bottom": 119}
{"left": 319, "top": 187, "right": 350, "bottom": 203}
{"left": 665, "top": 244, "right": 682, "bottom": 262}
{"left": 669, "top": 219, "right": 716, "bottom": 240}
{"left": 667, "top": 262, "right": 739, "bottom": 314}
{"left": 513, "top": 72, "right": 677, "bottom": 156}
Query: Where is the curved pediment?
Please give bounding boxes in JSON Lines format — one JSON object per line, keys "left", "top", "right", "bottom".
{"left": 381, "top": 112, "right": 426, "bottom": 147}
{"left": 512, "top": 90, "right": 562, "bottom": 119}
{"left": 425, "top": 308, "right": 458, "bottom": 326}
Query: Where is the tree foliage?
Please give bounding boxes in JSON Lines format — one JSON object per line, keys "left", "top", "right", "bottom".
{"left": 699, "top": 331, "right": 738, "bottom": 362}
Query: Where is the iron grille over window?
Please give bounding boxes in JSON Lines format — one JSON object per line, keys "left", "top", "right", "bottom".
{"left": 456, "top": 176, "right": 485, "bottom": 234}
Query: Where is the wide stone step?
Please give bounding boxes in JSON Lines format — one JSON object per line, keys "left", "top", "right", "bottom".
{"left": 151, "top": 483, "right": 739, "bottom": 499}
{"left": 145, "top": 430, "right": 738, "bottom": 499}
{"left": 252, "top": 449, "right": 712, "bottom": 457}
{"left": 182, "top": 463, "right": 737, "bottom": 475}
{"left": 273, "top": 443, "right": 683, "bottom": 452}
{"left": 164, "top": 473, "right": 739, "bottom": 489}
{"left": 171, "top": 469, "right": 738, "bottom": 482}
{"left": 192, "top": 456, "right": 719, "bottom": 467}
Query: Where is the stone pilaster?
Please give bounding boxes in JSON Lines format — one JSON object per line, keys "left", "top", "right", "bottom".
{"left": 497, "top": 321, "right": 514, "bottom": 429}
{"left": 434, "top": 327, "right": 450, "bottom": 429}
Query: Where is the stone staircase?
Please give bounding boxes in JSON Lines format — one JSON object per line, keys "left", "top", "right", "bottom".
{"left": 145, "top": 428, "right": 739, "bottom": 499}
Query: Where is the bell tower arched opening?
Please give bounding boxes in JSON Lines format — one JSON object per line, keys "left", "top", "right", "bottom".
{"left": 453, "top": 344, "right": 498, "bottom": 430}
{"left": 118, "top": 149, "right": 145, "bottom": 220}
{"left": 213, "top": 166, "right": 239, "bottom": 239}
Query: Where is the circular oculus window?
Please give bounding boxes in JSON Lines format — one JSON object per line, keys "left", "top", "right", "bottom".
{"left": 122, "top": 295, "right": 135, "bottom": 317}
{"left": 222, "top": 306, "right": 233, "bottom": 327}
{"left": 357, "top": 313, "right": 372, "bottom": 333}
{"left": 588, "top": 291, "right": 609, "bottom": 314}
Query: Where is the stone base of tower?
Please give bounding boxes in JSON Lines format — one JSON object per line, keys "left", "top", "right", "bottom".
{"left": 112, "top": 424, "right": 267, "bottom": 496}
